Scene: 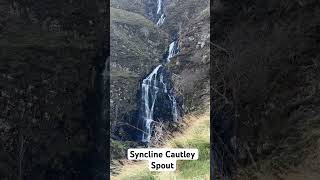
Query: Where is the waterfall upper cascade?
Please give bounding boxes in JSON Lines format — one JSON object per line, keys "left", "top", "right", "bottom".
{"left": 156, "top": 0, "right": 166, "bottom": 26}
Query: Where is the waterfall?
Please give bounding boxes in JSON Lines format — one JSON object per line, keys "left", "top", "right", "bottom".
{"left": 157, "top": 0, "right": 162, "bottom": 14}
{"left": 168, "top": 92, "right": 178, "bottom": 122}
{"left": 167, "top": 40, "right": 179, "bottom": 62}
{"left": 165, "top": 39, "right": 180, "bottom": 121}
{"left": 140, "top": 65, "right": 162, "bottom": 142}
{"left": 138, "top": 0, "right": 180, "bottom": 143}
{"left": 139, "top": 39, "right": 180, "bottom": 142}
{"left": 160, "top": 73, "right": 167, "bottom": 93}
{"left": 156, "top": 0, "right": 165, "bottom": 26}
{"left": 140, "top": 64, "right": 179, "bottom": 142}
{"left": 156, "top": 14, "right": 166, "bottom": 26}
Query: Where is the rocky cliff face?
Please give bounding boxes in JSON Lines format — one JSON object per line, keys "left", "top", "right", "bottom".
{"left": 0, "top": 0, "right": 107, "bottom": 179}
{"left": 165, "top": 0, "right": 210, "bottom": 113}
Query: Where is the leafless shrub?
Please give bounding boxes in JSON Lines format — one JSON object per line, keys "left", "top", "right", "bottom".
{"left": 150, "top": 121, "right": 171, "bottom": 147}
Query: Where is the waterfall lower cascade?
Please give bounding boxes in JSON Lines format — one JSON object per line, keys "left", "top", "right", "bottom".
{"left": 139, "top": 43, "right": 179, "bottom": 142}
{"left": 140, "top": 65, "right": 162, "bottom": 142}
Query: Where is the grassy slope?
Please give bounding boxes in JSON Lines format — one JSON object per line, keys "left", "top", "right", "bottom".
{"left": 110, "top": 0, "right": 147, "bottom": 16}
{"left": 111, "top": 7, "right": 156, "bottom": 31}
{"left": 112, "top": 108, "right": 210, "bottom": 180}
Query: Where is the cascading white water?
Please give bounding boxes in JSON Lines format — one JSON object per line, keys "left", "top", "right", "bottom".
{"left": 160, "top": 69, "right": 178, "bottom": 122}
{"left": 160, "top": 73, "right": 167, "bottom": 93}
{"left": 165, "top": 40, "right": 179, "bottom": 121}
{"left": 140, "top": 40, "right": 180, "bottom": 142}
{"left": 156, "top": 14, "right": 166, "bottom": 26}
{"left": 167, "top": 38, "right": 180, "bottom": 63}
{"left": 172, "top": 96, "right": 178, "bottom": 122}
{"left": 141, "top": 65, "right": 162, "bottom": 142}
{"left": 139, "top": 0, "right": 180, "bottom": 143}
{"left": 167, "top": 42, "right": 175, "bottom": 61}
{"left": 157, "top": 0, "right": 162, "bottom": 14}
{"left": 140, "top": 63, "right": 179, "bottom": 142}
{"left": 168, "top": 92, "right": 178, "bottom": 122}
{"left": 156, "top": 0, "right": 165, "bottom": 26}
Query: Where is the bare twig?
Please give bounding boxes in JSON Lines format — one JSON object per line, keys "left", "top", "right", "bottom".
{"left": 212, "top": 87, "right": 232, "bottom": 105}
{"left": 210, "top": 42, "right": 230, "bottom": 55}
{"left": 118, "top": 122, "right": 148, "bottom": 134}
{"left": 18, "top": 107, "right": 26, "bottom": 180}
{"left": 18, "top": 134, "right": 25, "bottom": 180}
{"left": 244, "top": 143, "right": 258, "bottom": 171}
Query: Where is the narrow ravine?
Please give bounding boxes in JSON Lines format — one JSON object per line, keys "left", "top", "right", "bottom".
{"left": 138, "top": 0, "right": 180, "bottom": 144}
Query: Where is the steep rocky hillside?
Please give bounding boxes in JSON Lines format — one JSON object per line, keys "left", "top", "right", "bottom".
{"left": 110, "top": 4, "right": 167, "bottom": 148}
{"left": 0, "top": 0, "right": 107, "bottom": 179}
{"left": 211, "top": 0, "right": 320, "bottom": 179}
{"left": 110, "top": 2, "right": 210, "bottom": 177}
{"left": 110, "top": 0, "right": 210, "bottom": 148}
{"left": 165, "top": 0, "right": 210, "bottom": 113}
{"left": 163, "top": 0, "right": 209, "bottom": 36}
